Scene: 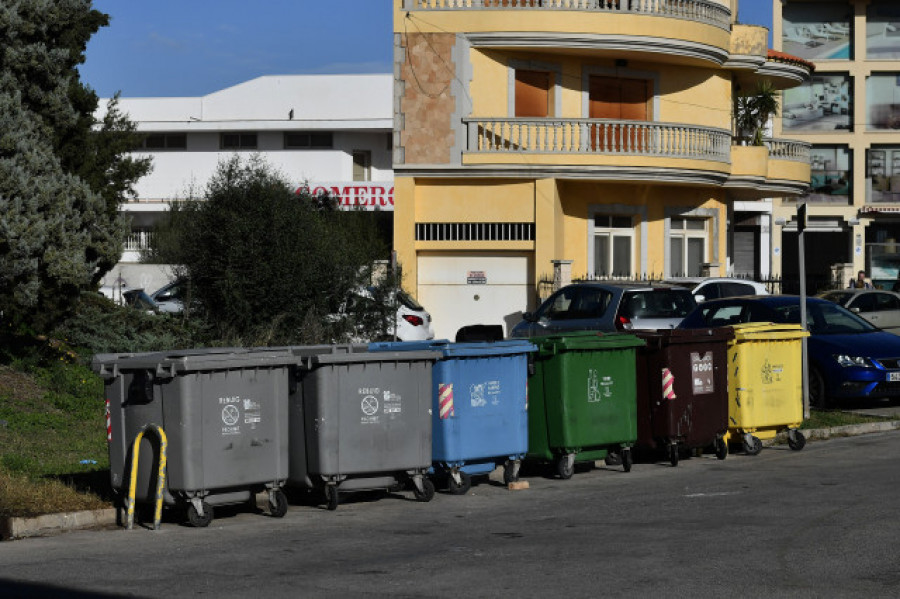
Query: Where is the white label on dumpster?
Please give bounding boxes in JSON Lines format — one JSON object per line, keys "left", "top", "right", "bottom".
{"left": 361, "top": 395, "right": 379, "bottom": 416}
{"left": 601, "top": 376, "right": 614, "bottom": 398}
{"left": 470, "top": 383, "right": 487, "bottom": 408}
{"left": 383, "top": 390, "right": 402, "bottom": 415}
{"left": 691, "top": 352, "right": 715, "bottom": 394}
{"left": 487, "top": 380, "right": 501, "bottom": 406}
{"left": 222, "top": 405, "right": 240, "bottom": 426}
{"left": 587, "top": 369, "right": 601, "bottom": 403}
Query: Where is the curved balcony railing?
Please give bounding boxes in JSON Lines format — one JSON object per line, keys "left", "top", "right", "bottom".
{"left": 404, "top": 0, "right": 731, "bottom": 31}
{"left": 764, "top": 138, "right": 811, "bottom": 163}
{"left": 466, "top": 118, "right": 731, "bottom": 162}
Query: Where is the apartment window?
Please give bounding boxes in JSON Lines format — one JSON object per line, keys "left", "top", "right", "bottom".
{"left": 866, "top": 73, "right": 900, "bottom": 130}
{"left": 867, "top": 1, "right": 900, "bottom": 60}
{"left": 802, "top": 146, "right": 851, "bottom": 204}
{"left": 142, "top": 133, "right": 186, "bottom": 150}
{"left": 284, "top": 132, "right": 333, "bottom": 149}
{"left": 670, "top": 218, "right": 707, "bottom": 277}
{"left": 221, "top": 132, "right": 257, "bottom": 149}
{"left": 782, "top": 74, "right": 852, "bottom": 132}
{"left": 352, "top": 150, "right": 371, "bottom": 181}
{"left": 591, "top": 215, "right": 633, "bottom": 278}
{"left": 782, "top": 1, "right": 851, "bottom": 61}
{"left": 868, "top": 147, "right": 900, "bottom": 203}
{"left": 515, "top": 69, "right": 551, "bottom": 117}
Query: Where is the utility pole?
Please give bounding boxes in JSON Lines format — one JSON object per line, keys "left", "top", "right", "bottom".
{"left": 797, "top": 203, "right": 810, "bottom": 419}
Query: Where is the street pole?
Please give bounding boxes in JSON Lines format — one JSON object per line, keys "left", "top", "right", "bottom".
{"left": 798, "top": 203, "right": 810, "bottom": 420}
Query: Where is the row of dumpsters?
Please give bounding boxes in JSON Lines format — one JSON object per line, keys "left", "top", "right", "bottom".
{"left": 93, "top": 323, "right": 809, "bottom": 528}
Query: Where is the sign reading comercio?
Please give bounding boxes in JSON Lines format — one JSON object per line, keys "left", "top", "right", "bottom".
{"left": 296, "top": 183, "right": 394, "bottom": 211}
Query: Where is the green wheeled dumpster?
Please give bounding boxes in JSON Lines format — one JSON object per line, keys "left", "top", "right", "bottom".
{"left": 527, "top": 332, "right": 644, "bottom": 479}
{"left": 93, "top": 347, "right": 296, "bottom": 528}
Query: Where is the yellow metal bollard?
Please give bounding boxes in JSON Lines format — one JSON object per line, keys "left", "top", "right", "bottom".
{"left": 125, "top": 424, "right": 168, "bottom": 531}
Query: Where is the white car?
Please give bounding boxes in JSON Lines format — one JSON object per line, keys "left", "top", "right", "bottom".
{"left": 150, "top": 279, "right": 188, "bottom": 313}
{"left": 664, "top": 277, "right": 769, "bottom": 303}
{"left": 341, "top": 287, "right": 435, "bottom": 342}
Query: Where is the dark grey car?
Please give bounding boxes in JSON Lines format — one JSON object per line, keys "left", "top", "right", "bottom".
{"left": 509, "top": 282, "right": 696, "bottom": 338}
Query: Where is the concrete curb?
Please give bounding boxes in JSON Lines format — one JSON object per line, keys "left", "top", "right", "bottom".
{"left": 768, "top": 419, "right": 900, "bottom": 445}
{"left": 0, "top": 508, "right": 117, "bottom": 541}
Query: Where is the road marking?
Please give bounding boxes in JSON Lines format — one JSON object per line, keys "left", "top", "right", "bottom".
{"left": 683, "top": 491, "right": 741, "bottom": 498}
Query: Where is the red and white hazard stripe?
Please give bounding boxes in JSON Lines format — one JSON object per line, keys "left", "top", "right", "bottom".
{"left": 105, "top": 398, "right": 112, "bottom": 442}
{"left": 438, "top": 383, "right": 454, "bottom": 419}
{"left": 661, "top": 368, "right": 677, "bottom": 400}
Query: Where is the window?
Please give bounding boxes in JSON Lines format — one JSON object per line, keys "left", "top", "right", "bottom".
{"left": 515, "top": 69, "right": 551, "bottom": 117}
{"left": 670, "top": 218, "right": 707, "bottom": 277}
{"left": 221, "top": 133, "right": 257, "bottom": 150}
{"left": 867, "top": 74, "right": 900, "bottom": 130}
{"left": 352, "top": 150, "right": 371, "bottom": 181}
{"left": 538, "top": 286, "right": 611, "bottom": 322}
{"left": 867, "top": 0, "right": 900, "bottom": 60}
{"left": 782, "top": 74, "right": 852, "bottom": 132}
{"left": 591, "top": 215, "right": 633, "bottom": 277}
{"left": 284, "top": 132, "right": 333, "bottom": 149}
{"left": 782, "top": 1, "right": 851, "bottom": 61}
{"left": 802, "top": 146, "right": 851, "bottom": 204}
{"left": 588, "top": 76, "right": 650, "bottom": 121}
{"left": 142, "top": 133, "right": 186, "bottom": 150}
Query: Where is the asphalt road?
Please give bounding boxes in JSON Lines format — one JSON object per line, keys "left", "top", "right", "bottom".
{"left": 2, "top": 432, "right": 899, "bottom": 598}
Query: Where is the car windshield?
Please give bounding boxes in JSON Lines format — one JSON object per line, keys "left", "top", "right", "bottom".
{"left": 619, "top": 289, "right": 695, "bottom": 319}
{"left": 397, "top": 290, "right": 424, "bottom": 311}
{"left": 774, "top": 302, "right": 876, "bottom": 334}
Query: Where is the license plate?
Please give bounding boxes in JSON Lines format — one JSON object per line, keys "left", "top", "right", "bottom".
{"left": 888, "top": 372, "right": 900, "bottom": 382}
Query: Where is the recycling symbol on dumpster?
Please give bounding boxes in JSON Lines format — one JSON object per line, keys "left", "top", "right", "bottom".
{"left": 221, "top": 405, "right": 240, "bottom": 426}
{"left": 361, "top": 395, "right": 379, "bottom": 416}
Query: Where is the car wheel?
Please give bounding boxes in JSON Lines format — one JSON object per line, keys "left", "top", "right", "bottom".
{"left": 808, "top": 367, "right": 830, "bottom": 409}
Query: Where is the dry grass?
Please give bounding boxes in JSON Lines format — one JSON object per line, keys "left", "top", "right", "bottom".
{"left": 0, "top": 467, "right": 108, "bottom": 519}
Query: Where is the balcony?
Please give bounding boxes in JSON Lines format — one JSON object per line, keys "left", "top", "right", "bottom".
{"left": 400, "top": 0, "right": 733, "bottom": 66}
{"left": 725, "top": 138, "right": 811, "bottom": 199}
{"left": 461, "top": 117, "right": 731, "bottom": 183}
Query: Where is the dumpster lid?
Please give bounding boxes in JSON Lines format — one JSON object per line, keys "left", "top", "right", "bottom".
{"left": 368, "top": 339, "right": 537, "bottom": 358}
{"left": 535, "top": 331, "right": 645, "bottom": 354}
{"left": 730, "top": 322, "right": 810, "bottom": 341}
{"left": 288, "top": 344, "right": 442, "bottom": 367}
{"left": 96, "top": 347, "right": 299, "bottom": 378}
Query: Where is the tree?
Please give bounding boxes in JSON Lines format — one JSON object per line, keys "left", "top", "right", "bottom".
{"left": 0, "top": 0, "right": 150, "bottom": 333}
{"left": 153, "top": 156, "right": 390, "bottom": 345}
{"left": 735, "top": 81, "right": 780, "bottom": 146}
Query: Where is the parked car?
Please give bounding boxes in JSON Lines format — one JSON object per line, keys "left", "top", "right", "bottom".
{"left": 509, "top": 283, "right": 696, "bottom": 338}
{"left": 817, "top": 289, "right": 900, "bottom": 334}
{"left": 150, "top": 279, "right": 188, "bottom": 314}
{"left": 342, "top": 287, "right": 435, "bottom": 342}
{"left": 122, "top": 289, "right": 159, "bottom": 314}
{"left": 678, "top": 295, "right": 900, "bottom": 408}
{"left": 663, "top": 277, "right": 769, "bottom": 303}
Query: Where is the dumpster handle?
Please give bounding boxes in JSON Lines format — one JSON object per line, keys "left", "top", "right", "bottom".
{"left": 125, "top": 424, "right": 168, "bottom": 531}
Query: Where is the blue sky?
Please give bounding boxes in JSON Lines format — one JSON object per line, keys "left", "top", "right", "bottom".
{"left": 80, "top": 1, "right": 773, "bottom": 98}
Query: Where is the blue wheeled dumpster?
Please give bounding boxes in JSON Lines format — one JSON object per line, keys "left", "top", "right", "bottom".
{"left": 287, "top": 345, "right": 442, "bottom": 510}
{"left": 369, "top": 340, "right": 536, "bottom": 494}
{"left": 93, "top": 347, "right": 297, "bottom": 528}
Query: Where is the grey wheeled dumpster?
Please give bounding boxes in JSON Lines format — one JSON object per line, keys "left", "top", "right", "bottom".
{"left": 287, "top": 345, "right": 441, "bottom": 510}
{"left": 93, "top": 347, "right": 296, "bottom": 527}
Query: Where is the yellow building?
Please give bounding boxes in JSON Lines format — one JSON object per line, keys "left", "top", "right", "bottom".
{"left": 394, "top": 0, "right": 812, "bottom": 338}
{"left": 773, "top": 0, "right": 900, "bottom": 292}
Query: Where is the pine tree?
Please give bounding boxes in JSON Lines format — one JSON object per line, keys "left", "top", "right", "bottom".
{"left": 0, "top": 0, "right": 150, "bottom": 332}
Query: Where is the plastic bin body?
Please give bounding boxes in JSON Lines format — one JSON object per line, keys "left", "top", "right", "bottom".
{"left": 527, "top": 332, "right": 643, "bottom": 463}
{"left": 370, "top": 340, "right": 535, "bottom": 476}
{"left": 288, "top": 346, "right": 440, "bottom": 492}
{"left": 727, "top": 324, "right": 809, "bottom": 440}
{"left": 94, "top": 348, "right": 294, "bottom": 506}
{"left": 635, "top": 328, "right": 732, "bottom": 450}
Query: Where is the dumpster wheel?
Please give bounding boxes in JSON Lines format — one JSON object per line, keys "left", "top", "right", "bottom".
{"left": 413, "top": 478, "right": 435, "bottom": 502}
{"left": 742, "top": 435, "right": 763, "bottom": 456}
{"left": 324, "top": 485, "right": 339, "bottom": 511}
{"left": 622, "top": 448, "right": 633, "bottom": 473}
{"left": 715, "top": 438, "right": 728, "bottom": 460}
{"left": 788, "top": 430, "right": 806, "bottom": 451}
{"left": 269, "top": 489, "right": 288, "bottom": 518}
{"left": 668, "top": 444, "right": 679, "bottom": 467}
{"left": 503, "top": 461, "right": 520, "bottom": 485}
{"left": 186, "top": 500, "right": 213, "bottom": 528}
{"left": 556, "top": 454, "right": 575, "bottom": 480}
{"left": 447, "top": 471, "right": 472, "bottom": 496}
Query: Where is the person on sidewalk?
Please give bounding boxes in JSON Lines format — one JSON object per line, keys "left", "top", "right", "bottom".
{"left": 849, "top": 270, "right": 872, "bottom": 289}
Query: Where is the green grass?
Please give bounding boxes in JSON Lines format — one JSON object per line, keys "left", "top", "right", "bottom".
{"left": 0, "top": 358, "right": 112, "bottom": 519}
{"left": 801, "top": 409, "right": 893, "bottom": 430}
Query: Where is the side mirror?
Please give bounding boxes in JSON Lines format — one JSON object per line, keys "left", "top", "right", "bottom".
{"left": 523, "top": 311, "right": 536, "bottom": 323}
{"left": 851, "top": 307, "right": 860, "bottom": 314}
{"left": 694, "top": 294, "right": 706, "bottom": 303}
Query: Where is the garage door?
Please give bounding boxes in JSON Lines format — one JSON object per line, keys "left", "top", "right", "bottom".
{"left": 417, "top": 252, "right": 535, "bottom": 340}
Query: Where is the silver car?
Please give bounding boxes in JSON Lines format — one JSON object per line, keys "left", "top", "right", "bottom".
{"left": 509, "top": 283, "right": 696, "bottom": 338}
{"left": 817, "top": 289, "right": 900, "bottom": 334}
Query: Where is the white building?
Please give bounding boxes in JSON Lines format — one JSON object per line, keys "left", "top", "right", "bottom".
{"left": 101, "top": 74, "right": 394, "bottom": 293}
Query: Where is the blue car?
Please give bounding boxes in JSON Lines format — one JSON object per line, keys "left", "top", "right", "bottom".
{"left": 678, "top": 295, "right": 900, "bottom": 408}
